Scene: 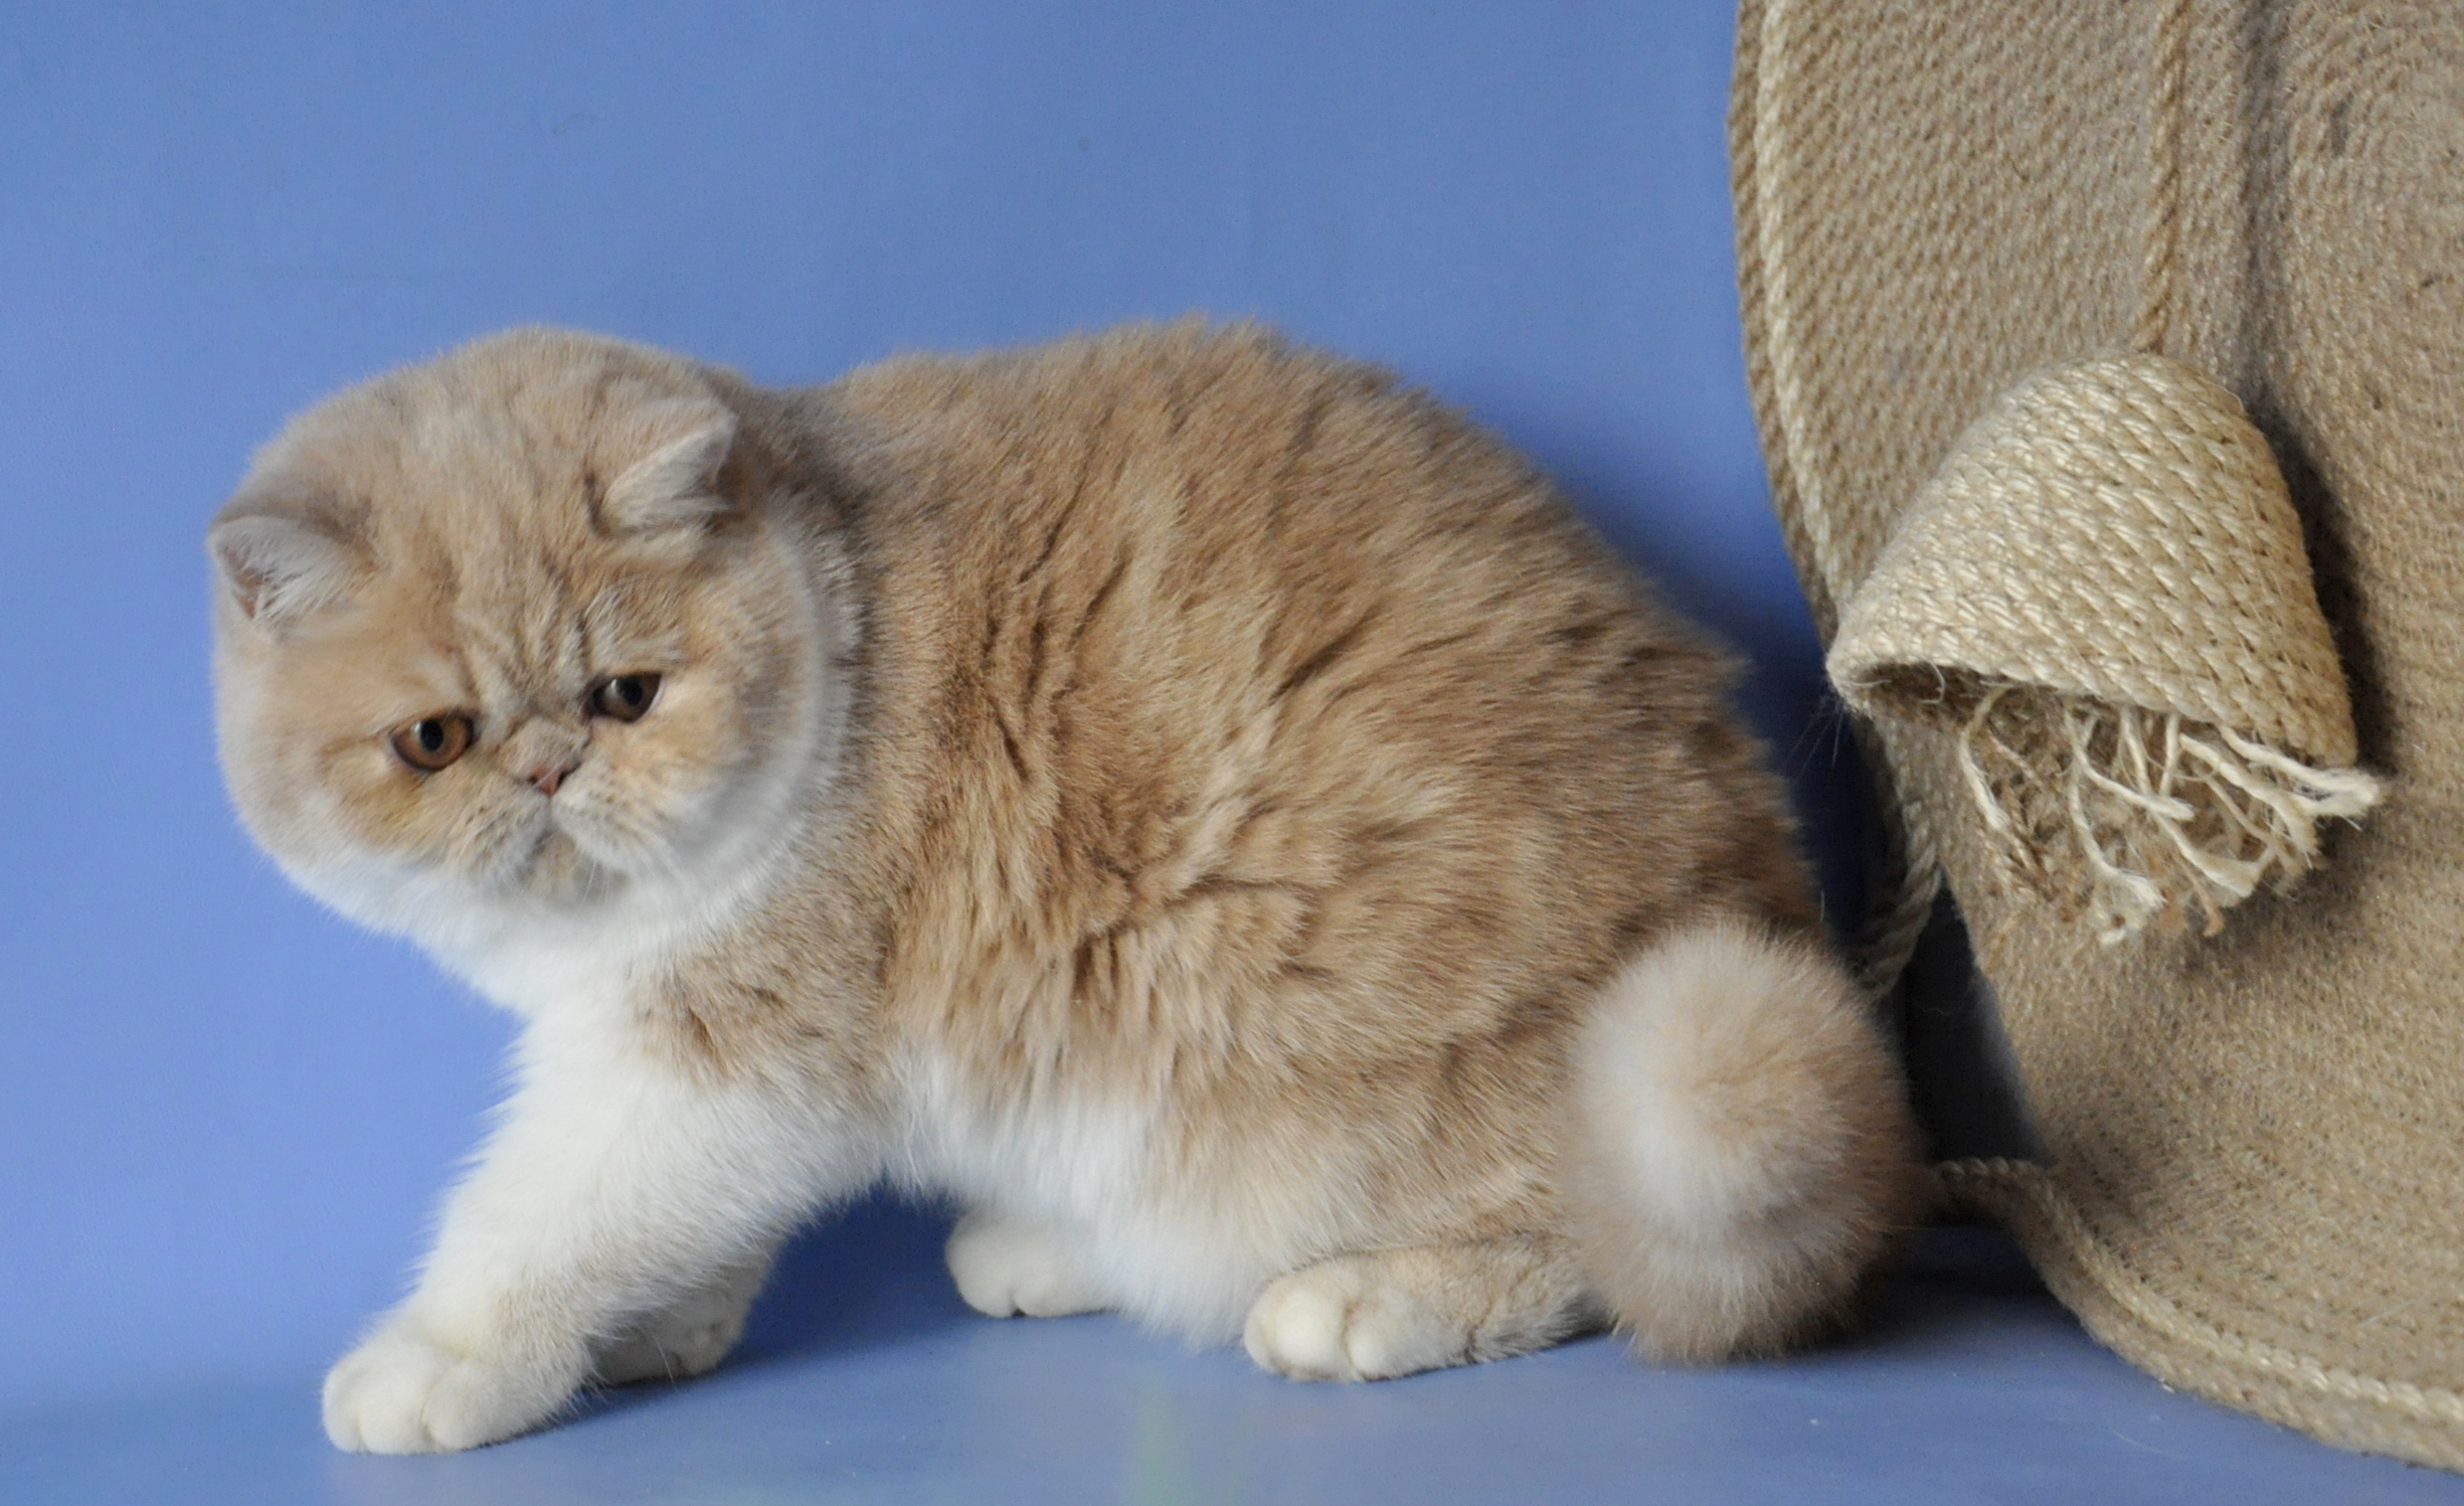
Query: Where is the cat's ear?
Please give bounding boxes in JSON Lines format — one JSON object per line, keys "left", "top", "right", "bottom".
{"left": 603, "top": 401, "right": 740, "bottom": 541}
{"left": 208, "top": 491, "right": 366, "bottom": 627}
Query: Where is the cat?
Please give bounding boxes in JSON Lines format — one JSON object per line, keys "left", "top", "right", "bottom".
{"left": 207, "top": 321, "right": 1923, "bottom": 1454}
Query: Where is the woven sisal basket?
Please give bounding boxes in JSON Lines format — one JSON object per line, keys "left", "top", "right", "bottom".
{"left": 1733, "top": 0, "right": 2464, "bottom": 1470}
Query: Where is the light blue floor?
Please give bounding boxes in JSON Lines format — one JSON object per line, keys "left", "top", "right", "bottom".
{"left": 9, "top": 1203, "right": 2460, "bottom": 1505}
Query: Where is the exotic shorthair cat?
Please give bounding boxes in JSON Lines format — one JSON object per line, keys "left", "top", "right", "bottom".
{"left": 208, "top": 323, "right": 1921, "bottom": 1454}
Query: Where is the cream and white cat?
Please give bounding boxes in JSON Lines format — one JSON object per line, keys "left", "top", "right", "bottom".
{"left": 208, "top": 323, "right": 1922, "bottom": 1454}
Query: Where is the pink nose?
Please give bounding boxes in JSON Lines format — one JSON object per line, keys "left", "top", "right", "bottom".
{"left": 529, "top": 759, "right": 579, "bottom": 796}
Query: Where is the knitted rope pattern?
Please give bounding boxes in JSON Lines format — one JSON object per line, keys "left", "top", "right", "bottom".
{"left": 1805, "top": 0, "right": 2379, "bottom": 945}
{"left": 1944, "top": 1159, "right": 2464, "bottom": 1464}
{"left": 1827, "top": 353, "right": 2381, "bottom": 941}
{"left": 2131, "top": 0, "right": 2193, "bottom": 355}
{"left": 1732, "top": 0, "right": 2464, "bottom": 1475}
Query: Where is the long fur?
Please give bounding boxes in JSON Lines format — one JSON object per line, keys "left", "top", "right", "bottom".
{"left": 1560, "top": 920, "right": 1924, "bottom": 1361}
{"left": 208, "top": 322, "right": 1923, "bottom": 1452}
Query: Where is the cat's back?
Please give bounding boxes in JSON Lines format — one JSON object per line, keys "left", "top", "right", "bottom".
{"left": 800, "top": 322, "right": 1811, "bottom": 1068}
{"left": 816, "top": 319, "right": 1710, "bottom": 757}
{"left": 820, "top": 320, "right": 1610, "bottom": 620}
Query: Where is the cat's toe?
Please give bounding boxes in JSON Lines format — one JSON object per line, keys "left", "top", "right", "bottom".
{"left": 945, "top": 1212, "right": 1108, "bottom": 1319}
{"left": 1242, "top": 1260, "right": 1466, "bottom": 1383}
{"left": 591, "top": 1311, "right": 743, "bottom": 1386}
{"left": 592, "top": 1289, "right": 750, "bottom": 1385}
{"left": 323, "top": 1322, "right": 575, "bottom": 1453}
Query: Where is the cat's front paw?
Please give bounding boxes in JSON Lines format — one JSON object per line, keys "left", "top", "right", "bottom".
{"left": 1243, "top": 1259, "right": 1466, "bottom": 1382}
{"left": 323, "top": 1322, "right": 578, "bottom": 1453}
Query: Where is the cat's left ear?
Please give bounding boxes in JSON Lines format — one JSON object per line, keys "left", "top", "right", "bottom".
{"left": 603, "top": 400, "right": 740, "bottom": 542}
{"left": 207, "top": 483, "right": 368, "bottom": 628}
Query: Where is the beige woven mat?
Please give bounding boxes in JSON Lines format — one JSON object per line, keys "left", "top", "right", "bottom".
{"left": 1732, "top": 0, "right": 2464, "bottom": 1471}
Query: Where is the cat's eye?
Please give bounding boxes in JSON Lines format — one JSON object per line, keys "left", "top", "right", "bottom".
{"left": 589, "top": 672, "right": 662, "bottom": 723}
{"left": 391, "top": 713, "right": 475, "bottom": 772}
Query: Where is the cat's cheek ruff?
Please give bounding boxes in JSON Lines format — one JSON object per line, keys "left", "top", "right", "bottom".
{"left": 228, "top": 694, "right": 536, "bottom": 924}
{"left": 247, "top": 758, "right": 567, "bottom": 950}
{"left": 273, "top": 663, "right": 837, "bottom": 976}
{"left": 224, "top": 726, "right": 463, "bottom": 939}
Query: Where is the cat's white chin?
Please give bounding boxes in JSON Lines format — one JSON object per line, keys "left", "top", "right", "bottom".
{"left": 501, "top": 827, "right": 618, "bottom": 897}
{"left": 547, "top": 791, "right": 722, "bottom": 892}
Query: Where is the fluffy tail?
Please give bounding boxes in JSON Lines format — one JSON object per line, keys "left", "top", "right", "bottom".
{"left": 1560, "top": 919, "right": 1925, "bottom": 1361}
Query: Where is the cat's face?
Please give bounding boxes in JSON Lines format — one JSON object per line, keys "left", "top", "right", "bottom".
{"left": 209, "top": 332, "right": 839, "bottom": 950}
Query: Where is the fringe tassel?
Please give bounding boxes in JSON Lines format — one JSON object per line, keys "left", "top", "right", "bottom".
{"left": 1952, "top": 684, "right": 2381, "bottom": 943}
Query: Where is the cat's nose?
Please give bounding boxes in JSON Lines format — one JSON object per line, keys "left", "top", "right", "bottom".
{"left": 504, "top": 718, "right": 589, "bottom": 798}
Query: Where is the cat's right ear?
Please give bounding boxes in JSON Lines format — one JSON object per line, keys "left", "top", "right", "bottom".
{"left": 207, "top": 496, "right": 365, "bottom": 628}
{"left": 603, "top": 401, "right": 740, "bottom": 544}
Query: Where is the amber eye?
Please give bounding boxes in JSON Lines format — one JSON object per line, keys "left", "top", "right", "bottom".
{"left": 589, "top": 672, "right": 662, "bottom": 723}
{"left": 391, "top": 713, "right": 475, "bottom": 772}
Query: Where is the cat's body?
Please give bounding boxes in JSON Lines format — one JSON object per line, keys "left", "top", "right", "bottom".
{"left": 208, "top": 323, "right": 1921, "bottom": 1454}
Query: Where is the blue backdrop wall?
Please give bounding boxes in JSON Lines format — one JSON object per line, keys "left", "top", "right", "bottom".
{"left": 0, "top": 0, "right": 1857, "bottom": 1413}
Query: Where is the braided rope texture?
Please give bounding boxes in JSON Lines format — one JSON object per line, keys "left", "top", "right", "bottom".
{"left": 2132, "top": 0, "right": 2193, "bottom": 353}
{"left": 1945, "top": 1159, "right": 2464, "bottom": 1467}
{"left": 1827, "top": 353, "right": 2380, "bottom": 939}
{"left": 1832, "top": 354, "right": 2353, "bottom": 762}
{"left": 1733, "top": 0, "right": 2464, "bottom": 1473}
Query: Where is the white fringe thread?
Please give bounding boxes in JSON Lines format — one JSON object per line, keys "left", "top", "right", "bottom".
{"left": 1953, "top": 684, "right": 2382, "bottom": 943}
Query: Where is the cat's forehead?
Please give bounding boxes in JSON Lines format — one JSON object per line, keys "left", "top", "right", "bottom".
{"left": 291, "top": 439, "right": 677, "bottom": 688}
{"left": 220, "top": 328, "right": 737, "bottom": 696}
{"left": 298, "top": 544, "right": 682, "bottom": 720}
{"left": 311, "top": 389, "right": 600, "bottom": 547}
{"left": 265, "top": 328, "right": 714, "bottom": 533}
{"left": 412, "top": 525, "right": 681, "bottom": 671}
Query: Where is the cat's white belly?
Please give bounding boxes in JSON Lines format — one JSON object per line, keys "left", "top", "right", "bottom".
{"left": 889, "top": 1050, "right": 1286, "bottom": 1340}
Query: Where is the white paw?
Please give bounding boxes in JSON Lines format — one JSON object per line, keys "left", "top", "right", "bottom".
{"left": 322, "top": 1321, "right": 577, "bottom": 1454}
{"left": 591, "top": 1255, "right": 770, "bottom": 1387}
{"left": 592, "top": 1288, "right": 751, "bottom": 1386}
{"left": 1243, "top": 1260, "right": 1466, "bottom": 1382}
{"left": 946, "top": 1212, "right": 1108, "bottom": 1319}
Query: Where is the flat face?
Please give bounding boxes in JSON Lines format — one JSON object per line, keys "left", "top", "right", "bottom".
{"left": 208, "top": 335, "right": 830, "bottom": 958}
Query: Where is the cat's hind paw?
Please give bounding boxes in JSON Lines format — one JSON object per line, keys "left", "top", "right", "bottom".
{"left": 322, "top": 1322, "right": 577, "bottom": 1454}
{"left": 591, "top": 1257, "right": 769, "bottom": 1386}
{"left": 1242, "top": 1259, "right": 1467, "bottom": 1382}
{"left": 591, "top": 1301, "right": 745, "bottom": 1387}
{"left": 945, "top": 1211, "right": 1110, "bottom": 1319}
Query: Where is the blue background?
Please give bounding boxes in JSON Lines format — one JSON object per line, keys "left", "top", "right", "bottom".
{"left": 0, "top": 0, "right": 1847, "bottom": 1416}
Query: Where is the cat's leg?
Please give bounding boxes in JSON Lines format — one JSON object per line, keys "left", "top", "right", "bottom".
{"left": 945, "top": 1209, "right": 1112, "bottom": 1318}
{"left": 590, "top": 1241, "right": 781, "bottom": 1386}
{"left": 1241, "top": 1233, "right": 1598, "bottom": 1382}
{"left": 322, "top": 1018, "right": 873, "bottom": 1453}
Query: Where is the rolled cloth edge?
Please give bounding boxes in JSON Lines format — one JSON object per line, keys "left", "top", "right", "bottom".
{"left": 1827, "top": 355, "right": 2381, "bottom": 941}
